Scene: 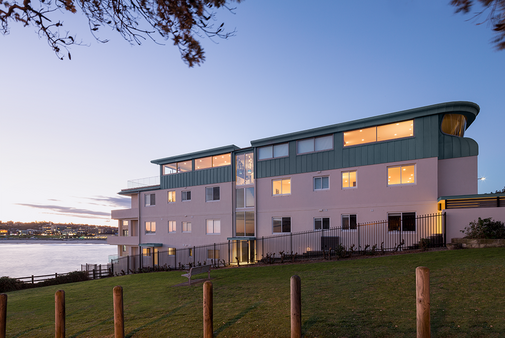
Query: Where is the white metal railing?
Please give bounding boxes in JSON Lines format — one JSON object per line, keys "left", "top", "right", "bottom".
{"left": 126, "top": 176, "right": 160, "bottom": 189}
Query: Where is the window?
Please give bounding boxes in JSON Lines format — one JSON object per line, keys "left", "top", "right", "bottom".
{"left": 388, "top": 165, "right": 415, "bottom": 185}
{"left": 342, "top": 171, "right": 357, "bottom": 188}
{"left": 314, "top": 177, "right": 329, "bottom": 190}
{"left": 163, "top": 161, "right": 193, "bottom": 174}
{"left": 195, "top": 153, "right": 232, "bottom": 170}
{"left": 258, "top": 143, "right": 289, "bottom": 160}
{"left": 206, "top": 219, "right": 221, "bottom": 234}
{"left": 273, "top": 217, "right": 291, "bottom": 233}
{"left": 122, "top": 229, "right": 128, "bottom": 236}
{"left": 236, "top": 187, "right": 255, "bottom": 208}
{"left": 273, "top": 179, "right": 291, "bottom": 195}
{"left": 168, "top": 190, "right": 176, "bottom": 203}
{"left": 441, "top": 114, "right": 467, "bottom": 137}
{"left": 144, "top": 193, "right": 155, "bottom": 206}
{"left": 297, "top": 135, "right": 333, "bottom": 154}
{"left": 168, "top": 220, "right": 176, "bottom": 233}
{"left": 168, "top": 248, "right": 176, "bottom": 256}
{"left": 182, "top": 221, "right": 192, "bottom": 233}
{"left": 145, "top": 221, "right": 156, "bottom": 234}
{"left": 182, "top": 191, "right": 191, "bottom": 201}
{"left": 207, "top": 249, "right": 220, "bottom": 259}
{"left": 388, "top": 212, "right": 416, "bottom": 232}
{"left": 143, "top": 248, "right": 151, "bottom": 256}
{"left": 235, "top": 211, "right": 255, "bottom": 236}
{"left": 314, "top": 217, "right": 330, "bottom": 230}
{"left": 236, "top": 152, "right": 254, "bottom": 185}
{"left": 344, "top": 120, "right": 414, "bottom": 147}
{"left": 205, "top": 187, "right": 220, "bottom": 202}
{"left": 342, "top": 214, "right": 357, "bottom": 230}
{"left": 122, "top": 245, "right": 127, "bottom": 252}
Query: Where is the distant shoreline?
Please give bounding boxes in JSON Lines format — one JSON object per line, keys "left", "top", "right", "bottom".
{"left": 0, "top": 238, "right": 108, "bottom": 244}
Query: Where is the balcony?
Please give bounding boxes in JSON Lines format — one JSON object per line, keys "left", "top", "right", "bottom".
{"left": 111, "top": 208, "right": 139, "bottom": 220}
{"left": 107, "top": 235, "right": 140, "bottom": 246}
{"left": 126, "top": 176, "right": 160, "bottom": 189}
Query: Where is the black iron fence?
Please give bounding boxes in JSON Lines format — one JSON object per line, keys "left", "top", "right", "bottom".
{"left": 111, "top": 213, "right": 445, "bottom": 275}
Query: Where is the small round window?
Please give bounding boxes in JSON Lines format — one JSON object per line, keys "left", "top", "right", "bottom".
{"left": 441, "top": 114, "right": 467, "bottom": 137}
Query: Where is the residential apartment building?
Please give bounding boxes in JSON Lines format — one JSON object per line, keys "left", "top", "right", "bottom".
{"left": 108, "top": 101, "right": 505, "bottom": 265}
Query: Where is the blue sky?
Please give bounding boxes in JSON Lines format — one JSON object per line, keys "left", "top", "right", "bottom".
{"left": 1, "top": 0, "right": 504, "bottom": 226}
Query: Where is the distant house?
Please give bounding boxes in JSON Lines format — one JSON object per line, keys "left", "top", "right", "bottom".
{"left": 108, "top": 101, "right": 504, "bottom": 265}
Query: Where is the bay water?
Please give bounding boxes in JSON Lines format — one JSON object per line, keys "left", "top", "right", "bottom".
{"left": 0, "top": 241, "right": 117, "bottom": 278}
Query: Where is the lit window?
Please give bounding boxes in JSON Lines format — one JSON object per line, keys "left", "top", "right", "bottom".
{"left": 273, "top": 179, "right": 291, "bottom": 195}
{"left": 343, "top": 127, "right": 376, "bottom": 147}
{"left": 207, "top": 249, "right": 220, "bottom": 259}
{"left": 342, "top": 214, "right": 357, "bottom": 230}
{"left": 388, "top": 212, "right": 416, "bottom": 232}
{"left": 206, "top": 219, "right": 221, "bottom": 234}
{"left": 168, "top": 190, "right": 176, "bottom": 203}
{"left": 441, "top": 114, "right": 467, "bottom": 137}
{"left": 342, "top": 171, "right": 357, "bottom": 188}
{"left": 235, "top": 211, "right": 255, "bottom": 236}
{"left": 182, "top": 221, "right": 192, "bottom": 233}
{"left": 144, "top": 193, "right": 155, "bottom": 206}
{"left": 273, "top": 217, "right": 291, "bottom": 233}
{"left": 314, "top": 217, "right": 330, "bottom": 230}
{"left": 168, "top": 248, "right": 176, "bottom": 256}
{"left": 344, "top": 120, "right": 414, "bottom": 147}
{"left": 168, "top": 221, "right": 176, "bottom": 233}
{"left": 195, "top": 153, "right": 232, "bottom": 170}
{"left": 388, "top": 165, "right": 415, "bottom": 185}
{"left": 205, "top": 187, "right": 220, "bottom": 202}
{"left": 163, "top": 161, "right": 193, "bottom": 174}
{"left": 314, "top": 177, "right": 329, "bottom": 190}
{"left": 122, "top": 245, "right": 127, "bottom": 252}
{"left": 297, "top": 135, "right": 333, "bottom": 154}
{"left": 236, "top": 152, "right": 254, "bottom": 186}
{"left": 145, "top": 221, "right": 156, "bottom": 234}
{"left": 258, "top": 143, "right": 289, "bottom": 160}
{"left": 182, "top": 191, "right": 191, "bottom": 201}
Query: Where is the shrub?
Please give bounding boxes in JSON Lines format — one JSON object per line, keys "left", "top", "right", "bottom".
{"left": 461, "top": 217, "right": 505, "bottom": 239}
{"left": 0, "top": 276, "right": 26, "bottom": 292}
{"left": 38, "top": 271, "right": 89, "bottom": 287}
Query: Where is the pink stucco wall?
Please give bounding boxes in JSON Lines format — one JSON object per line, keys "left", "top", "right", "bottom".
{"left": 438, "top": 156, "right": 478, "bottom": 197}
{"left": 445, "top": 207, "right": 505, "bottom": 241}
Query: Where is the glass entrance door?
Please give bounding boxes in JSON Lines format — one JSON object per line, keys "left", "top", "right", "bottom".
{"left": 232, "top": 240, "right": 255, "bottom": 264}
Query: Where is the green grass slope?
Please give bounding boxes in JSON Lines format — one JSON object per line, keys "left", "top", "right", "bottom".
{"left": 4, "top": 248, "right": 505, "bottom": 337}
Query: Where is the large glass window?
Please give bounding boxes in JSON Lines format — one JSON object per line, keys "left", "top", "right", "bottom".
{"left": 314, "top": 217, "right": 330, "bottom": 230}
{"left": 273, "top": 217, "right": 291, "bottom": 233}
{"left": 163, "top": 161, "right": 192, "bottom": 174}
{"left": 314, "top": 177, "right": 329, "bottom": 190}
{"left": 205, "top": 187, "right": 220, "bottom": 202}
{"left": 388, "top": 165, "right": 415, "bottom": 185}
{"left": 145, "top": 221, "right": 156, "bottom": 234}
{"left": 441, "top": 114, "right": 467, "bottom": 137}
{"left": 344, "top": 120, "right": 414, "bottom": 147}
{"left": 342, "top": 214, "right": 357, "bottom": 230}
{"left": 342, "top": 171, "right": 357, "bottom": 188}
{"left": 258, "top": 143, "right": 289, "bottom": 160}
{"left": 206, "top": 219, "right": 221, "bottom": 234}
{"left": 297, "top": 135, "right": 333, "bottom": 154}
{"left": 195, "top": 153, "right": 231, "bottom": 170}
{"left": 236, "top": 187, "right": 255, "bottom": 208}
{"left": 236, "top": 152, "right": 254, "bottom": 185}
{"left": 388, "top": 212, "right": 416, "bottom": 232}
{"left": 235, "top": 211, "right": 255, "bottom": 236}
{"left": 273, "top": 179, "right": 291, "bottom": 195}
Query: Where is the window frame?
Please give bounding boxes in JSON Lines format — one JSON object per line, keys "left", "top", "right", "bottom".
{"left": 314, "top": 176, "right": 330, "bottom": 191}
{"left": 144, "top": 193, "right": 155, "bottom": 207}
{"left": 181, "top": 190, "right": 191, "bottom": 202}
{"left": 296, "top": 135, "right": 334, "bottom": 155}
{"left": 258, "top": 143, "right": 289, "bottom": 160}
{"left": 314, "top": 217, "right": 330, "bottom": 231}
{"left": 342, "top": 171, "right": 357, "bottom": 189}
{"left": 145, "top": 221, "right": 156, "bottom": 234}
{"left": 272, "top": 217, "right": 291, "bottom": 233}
{"left": 182, "top": 221, "right": 192, "bottom": 233}
{"left": 341, "top": 214, "right": 357, "bottom": 231}
{"left": 206, "top": 219, "right": 221, "bottom": 235}
{"left": 272, "top": 178, "right": 291, "bottom": 196}
{"left": 205, "top": 186, "right": 220, "bottom": 202}
{"left": 167, "top": 190, "right": 176, "bottom": 203}
{"left": 388, "top": 212, "right": 416, "bottom": 232}
{"left": 387, "top": 164, "right": 416, "bottom": 186}
{"left": 168, "top": 220, "right": 176, "bottom": 233}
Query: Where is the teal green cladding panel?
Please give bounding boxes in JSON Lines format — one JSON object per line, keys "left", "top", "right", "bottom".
{"left": 160, "top": 166, "right": 232, "bottom": 189}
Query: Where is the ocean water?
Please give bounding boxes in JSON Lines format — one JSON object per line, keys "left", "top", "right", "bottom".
{"left": 0, "top": 241, "right": 117, "bottom": 278}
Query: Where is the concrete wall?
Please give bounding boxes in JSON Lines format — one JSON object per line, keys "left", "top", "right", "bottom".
{"left": 445, "top": 207, "right": 505, "bottom": 242}
{"left": 438, "top": 156, "right": 478, "bottom": 197}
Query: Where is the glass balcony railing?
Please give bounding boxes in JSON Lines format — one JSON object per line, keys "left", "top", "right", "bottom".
{"left": 126, "top": 176, "right": 160, "bottom": 189}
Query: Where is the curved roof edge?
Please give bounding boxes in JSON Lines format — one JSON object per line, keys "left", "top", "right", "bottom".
{"left": 251, "top": 101, "right": 480, "bottom": 147}
{"left": 151, "top": 145, "right": 240, "bottom": 165}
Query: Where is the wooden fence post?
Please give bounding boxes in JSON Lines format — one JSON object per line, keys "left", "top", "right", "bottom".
{"left": 416, "top": 266, "right": 430, "bottom": 338}
{"left": 203, "top": 281, "right": 213, "bottom": 338}
{"left": 0, "top": 294, "right": 7, "bottom": 338}
{"left": 55, "top": 290, "right": 65, "bottom": 338}
{"left": 291, "top": 275, "right": 301, "bottom": 338}
{"left": 113, "top": 286, "right": 124, "bottom": 338}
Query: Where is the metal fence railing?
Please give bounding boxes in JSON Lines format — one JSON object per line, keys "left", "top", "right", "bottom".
{"left": 111, "top": 213, "right": 445, "bottom": 274}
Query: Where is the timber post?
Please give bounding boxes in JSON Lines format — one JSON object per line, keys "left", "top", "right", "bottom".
{"left": 290, "top": 275, "right": 302, "bottom": 338}
{"left": 203, "top": 281, "right": 213, "bottom": 338}
{"left": 113, "top": 286, "right": 125, "bottom": 338}
{"left": 416, "top": 266, "right": 430, "bottom": 338}
{"left": 55, "top": 290, "right": 65, "bottom": 338}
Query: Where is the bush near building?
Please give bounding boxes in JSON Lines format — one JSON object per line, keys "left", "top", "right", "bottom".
{"left": 461, "top": 217, "right": 505, "bottom": 239}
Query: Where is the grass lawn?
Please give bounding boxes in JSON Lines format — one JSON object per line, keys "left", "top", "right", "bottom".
{"left": 3, "top": 247, "right": 505, "bottom": 337}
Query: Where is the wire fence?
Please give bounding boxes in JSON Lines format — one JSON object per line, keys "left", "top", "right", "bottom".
{"left": 111, "top": 213, "right": 445, "bottom": 275}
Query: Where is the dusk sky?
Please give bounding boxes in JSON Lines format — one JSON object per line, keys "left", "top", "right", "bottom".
{"left": 1, "top": 1, "right": 504, "bottom": 226}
